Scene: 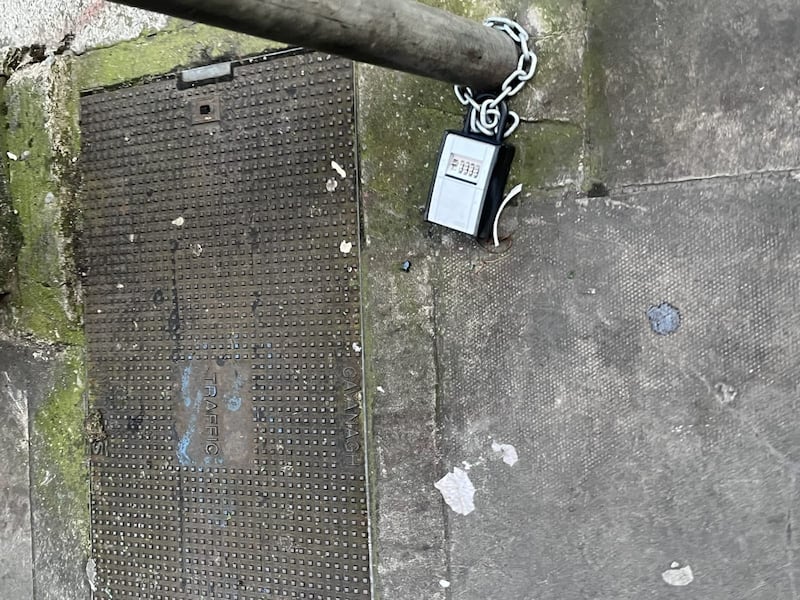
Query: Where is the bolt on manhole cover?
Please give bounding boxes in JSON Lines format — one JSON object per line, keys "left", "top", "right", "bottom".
{"left": 80, "top": 50, "right": 370, "bottom": 599}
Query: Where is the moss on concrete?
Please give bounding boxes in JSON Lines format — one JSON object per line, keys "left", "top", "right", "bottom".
{"left": 2, "top": 68, "right": 83, "bottom": 344}
{"left": 358, "top": 66, "right": 458, "bottom": 247}
{"left": 582, "top": 0, "right": 616, "bottom": 192}
{"left": 75, "top": 23, "right": 283, "bottom": 91}
{"left": 0, "top": 52, "right": 90, "bottom": 593}
{"left": 32, "top": 346, "right": 90, "bottom": 552}
{"left": 512, "top": 120, "right": 583, "bottom": 188}
{"left": 0, "top": 178, "right": 20, "bottom": 293}
{"left": 53, "top": 59, "right": 82, "bottom": 161}
{"left": 358, "top": 70, "right": 581, "bottom": 248}
{"left": 0, "top": 81, "right": 23, "bottom": 294}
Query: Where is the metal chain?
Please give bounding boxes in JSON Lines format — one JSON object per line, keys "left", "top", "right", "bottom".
{"left": 454, "top": 17, "right": 537, "bottom": 139}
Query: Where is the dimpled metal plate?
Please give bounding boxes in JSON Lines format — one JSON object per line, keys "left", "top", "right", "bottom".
{"left": 80, "top": 52, "right": 369, "bottom": 599}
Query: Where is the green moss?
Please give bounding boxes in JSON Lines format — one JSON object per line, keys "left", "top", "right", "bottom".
{"left": 0, "top": 186, "right": 20, "bottom": 292}
{"left": 358, "top": 65, "right": 582, "bottom": 246}
{"left": 358, "top": 66, "right": 460, "bottom": 247}
{"left": 3, "top": 75, "right": 82, "bottom": 343}
{"left": 33, "top": 346, "right": 89, "bottom": 551}
{"left": 54, "top": 59, "right": 82, "bottom": 160}
{"left": 52, "top": 59, "right": 85, "bottom": 317}
{"left": 582, "top": 0, "right": 616, "bottom": 192}
{"left": 511, "top": 121, "right": 582, "bottom": 188}
{"left": 75, "top": 23, "right": 284, "bottom": 90}
{"left": 0, "top": 81, "right": 23, "bottom": 293}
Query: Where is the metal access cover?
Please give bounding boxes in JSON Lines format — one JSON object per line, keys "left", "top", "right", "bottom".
{"left": 80, "top": 51, "right": 370, "bottom": 599}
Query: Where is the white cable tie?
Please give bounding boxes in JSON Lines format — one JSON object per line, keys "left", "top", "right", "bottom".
{"left": 493, "top": 183, "right": 524, "bottom": 247}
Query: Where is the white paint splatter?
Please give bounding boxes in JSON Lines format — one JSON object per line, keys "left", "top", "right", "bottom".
{"left": 435, "top": 467, "right": 475, "bottom": 515}
{"left": 171, "top": 216, "right": 185, "bottom": 227}
{"left": 491, "top": 441, "right": 519, "bottom": 466}
{"left": 439, "top": 579, "right": 451, "bottom": 588}
{"left": 331, "top": 160, "right": 347, "bottom": 179}
{"left": 339, "top": 240, "right": 353, "bottom": 254}
{"left": 6, "top": 151, "right": 18, "bottom": 161}
{"left": 128, "top": 233, "right": 136, "bottom": 242}
{"left": 326, "top": 178, "right": 338, "bottom": 192}
{"left": 85, "top": 557, "right": 97, "bottom": 592}
{"left": 376, "top": 386, "right": 385, "bottom": 394}
{"left": 662, "top": 563, "right": 693, "bottom": 586}
{"left": 714, "top": 382, "right": 737, "bottom": 404}
{"left": 116, "top": 283, "right": 124, "bottom": 289}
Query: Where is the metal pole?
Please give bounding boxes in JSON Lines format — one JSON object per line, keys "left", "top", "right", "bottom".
{"left": 110, "top": 0, "right": 520, "bottom": 91}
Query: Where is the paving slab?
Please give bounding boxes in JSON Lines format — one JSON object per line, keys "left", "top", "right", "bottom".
{"left": 0, "top": 340, "right": 39, "bottom": 600}
{"left": 433, "top": 172, "right": 800, "bottom": 599}
{"left": 0, "top": 0, "right": 166, "bottom": 54}
{"left": 587, "top": 0, "right": 800, "bottom": 188}
{"left": 0, "top": 339, "right": 82, "bottom": 600}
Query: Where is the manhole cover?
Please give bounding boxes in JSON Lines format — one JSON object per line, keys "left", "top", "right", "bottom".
{"left": 80, "top": 51, "right": 370, "bottom": 599}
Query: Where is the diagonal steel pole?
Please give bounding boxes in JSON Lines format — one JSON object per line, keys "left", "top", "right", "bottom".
{"left": 110, "top": 0, "right": 520, "bottom": 90}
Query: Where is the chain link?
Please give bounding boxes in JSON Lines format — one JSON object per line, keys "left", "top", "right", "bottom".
{"left": 454, "top": 17, "right": 537, "bottom": 139}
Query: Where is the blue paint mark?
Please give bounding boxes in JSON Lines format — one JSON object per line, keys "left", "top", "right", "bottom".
{"left": 181, "top": 365, "right": 192, "bottom": 407}
{"left": 176, "top": 375, "right": 203, "bottom": 465}
{"left": 647, "top": 302, "right": 681, "bottom": 335}
{"left": 224, "top": 371, "right": 244, "bottom": 412}
{"left": 177, "top": 424, "right": 195, "bottom": 466}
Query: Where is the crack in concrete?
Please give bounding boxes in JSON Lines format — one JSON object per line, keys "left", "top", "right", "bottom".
{"left": 616, "top": 167, "right": 800, "bottom": 194}
{"left": 535, "top": 28, "right": 586, "bottom": 41}
{"left": 518, "top": 116, "right": 581, "bottom": 127}
{"left": 788, "top": 473, "right": 798, "bottom": 600}
{"left": 741, "top": 417, "right": 798, "bottom": 472}
{"left": 430, "top": 282, "right": 453, "bottom": 600}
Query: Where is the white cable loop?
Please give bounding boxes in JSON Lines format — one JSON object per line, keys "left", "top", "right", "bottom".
{"left": 492, "top": 183, "right": 524, "bottom": 247}
{"left": 454, "top": 17, "right": 537, "bottom": 139}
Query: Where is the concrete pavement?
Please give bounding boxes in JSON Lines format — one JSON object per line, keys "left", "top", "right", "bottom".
{"left": 0, "top": 0, "right": 166, "bottom": 54}
{"left": 1, "top": 0, "right": 799, "bottom": 598}
{"left": 362, "top": 0, "right": 800, "bottom": 598}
